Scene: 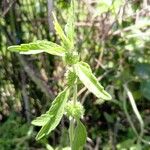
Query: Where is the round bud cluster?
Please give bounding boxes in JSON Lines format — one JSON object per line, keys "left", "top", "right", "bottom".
{"left": 65, "top": 51, "right": 79, "bottom": 65}
{"left": 65, "top": 101, "right": 84, "bottom": 119}
{"left": 65, "top": 70, "right": 77, "bottom": 86}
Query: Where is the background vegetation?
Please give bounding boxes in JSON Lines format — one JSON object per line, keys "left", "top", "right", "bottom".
{"left": 0, "top": 0, "right": 150, "bottom": 149}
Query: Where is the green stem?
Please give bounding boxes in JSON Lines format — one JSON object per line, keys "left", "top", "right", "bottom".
{"left": 73, "top": 71, "right": 77, "bottom": 105}
{"left": 69, "top": 118, "right": 74, "bottom": 146}
{"left": 69, "top": 65, "right": 78, "bottom": 147}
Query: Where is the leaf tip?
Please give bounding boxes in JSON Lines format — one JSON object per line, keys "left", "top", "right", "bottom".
{"left": 8, "top": 45, "right": 20, "bottom": 52}
{"left": 102, "top": 90, "right": 112, "bottom": 100}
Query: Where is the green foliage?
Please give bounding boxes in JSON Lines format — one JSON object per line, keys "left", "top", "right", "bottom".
{"left": 7, "top": 0, "right": 112, "bottom": 147}
{"left": 65, "top": 101, "right": 84, "bottom": 119}
{"left": 64, "top": 51, "right": 79, "bottom": 65}
{"left": 32, "top": 88, "right": 69, "bottom": 140}
{"left": 8, "top": 40, "right": 66, "bottom": 56}
{"left": 74, "top": 62, "right": 112, "bottom": 100}
{"left": 0, "top": 115, "right": 31, "bottom": 150}
{"left": 65, "top": 70, "right": 77, "bottom": 86}
{"left": 2, "top": 0, "right": 150, "bottom": 149}
{"left": 53, "top": 13, "right": 72, "bottom": 50}
{"left": 31, "top": 113, "right": 51, "bottom": 127}
{"left": 64, "top": 0, "right": 75, "bottom": 47}
{"left": 72, "top": 120, "right": 87, "bottom": 150}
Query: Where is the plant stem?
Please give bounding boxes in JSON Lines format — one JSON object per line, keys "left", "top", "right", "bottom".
{"left": 69, "top": 65, "right": 78, "bottom": 147}
{"left": 69, "top": 118, "right": 74, "bottom": 146}
{"left": 73, "top": 75, "right": 77, "bottom": 105}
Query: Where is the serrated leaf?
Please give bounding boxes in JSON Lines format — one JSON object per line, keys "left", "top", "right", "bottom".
{"left": 72, "top": 120, "right": 87, "bottom": 150}
{"left": 74, "top": 62, "right": 112, "bottom": 100}
{"left": 8, "top": 40, "right": 66, "bottom": 56}
{"left": 31, "top": 113, "right": 52, "bottom": 126}
{"left": 36, "top": 88, "right": 69, "bottom": 140}
{"left": 52, "top": 13, "right": 71, "bottom": 50}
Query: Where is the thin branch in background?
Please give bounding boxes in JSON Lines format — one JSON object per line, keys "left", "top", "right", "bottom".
{"left": 124, "top": 84, "right": 144, "bottom": 144}
{"left": 47, "top": 0, "right": 54, "bottom": 32}
{"left": 21, "top": 70, "right": 31, "bottom": 123}
{"left": 18, "top": 55, "right": 54, "bottom": 100}
{"left": 2, "top": 0, "right": 16, "bottom": 17}
{"left": 82, "top": 0, "right": 95, "bottom": 15}
{"left": 123, "top": 84, "right": 150, "bottom": 145}
{"left": 122, "top": 86, "right": 139, "bottom": 137}
{"left": 94, "top": 137, "right": 101, "bottom": 150}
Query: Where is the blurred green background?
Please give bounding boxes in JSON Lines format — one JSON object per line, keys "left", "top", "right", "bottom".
{"left": 0, "top": 0, "right": 150, "bottom": 149}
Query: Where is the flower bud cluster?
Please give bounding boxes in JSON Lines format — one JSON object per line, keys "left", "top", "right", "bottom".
{"left": 65, "top": 101, "right": 84, "bottom": 119}
{"left": 65, "top": 52, "right": 79, "bottom": 65}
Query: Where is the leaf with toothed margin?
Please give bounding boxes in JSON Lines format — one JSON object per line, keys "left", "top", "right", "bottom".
{"left": 34, "top": 87, "right": 69, "bottom": 140}
{"left": 31, "top": 113, "right": 52, "bottom": 126}
{"left": 74, "top": 62, "right": 112, "bottom": 100}
{"left": 8, "top": 40, "right": 66, "bottom": 56}
{"left": 52, "top": 13, "right": 72, "bottom": 50}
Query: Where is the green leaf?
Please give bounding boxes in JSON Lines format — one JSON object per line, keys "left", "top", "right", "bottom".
{"left": 35, "top": 88, "right": 69, "bottom": 140}
{"left": 31, "top": 113, "right": 52, "bottom": 126}
{"left": 8, "top": 40, "right": 66, "bottom": 56}
{"left": 52, "top": 13, "right": 71, "bottom": 50}
{"left": 46, "top": 144, "right": 54, "bottom": 150}
{"left": 116, "top": 139, "right": 135, "bottom": 149}
{"left": 72, "top": 120, "right": 87, "bottom": 150}
{"left": 74, "top": 62, "right": 112, "bottom": 100}
{"left": 65, "top": 0, "right": 75, "bottom": 48}
{"left": 62, "top": 147, "right": 71, "bottom": 150}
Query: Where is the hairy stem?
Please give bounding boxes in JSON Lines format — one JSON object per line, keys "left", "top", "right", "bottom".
{"left": 69, "top": 65, "right": 78, "bottom": 147}
{"left": 73, "top": 80, "right": 77, "bottom": 105}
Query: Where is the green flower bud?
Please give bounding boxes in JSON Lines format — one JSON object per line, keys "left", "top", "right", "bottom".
{"left": 65, "top": 70, "right": 77, "bottom": 86}
{"left": 65, "top": 101, "right": 84, "bottom": 119}
{"left": 65, "top": 51, "right": 79, "bottom": 65}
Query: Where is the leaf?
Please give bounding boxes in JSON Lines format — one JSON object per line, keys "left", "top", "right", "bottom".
{"left": 116, "top": 139, "right": 135, "bottom": 149}
{"left": 46, "top": 144, "right": 54, "bottom": 150}
{"left": 52, "top": 13, "right": 71, "bottom": 50}
{"left": 31, "top": 113, "right": 52, "bottom": 126}
{"left": 72, "top": 120, "right": 87, "bottom": 150}
{"left": 35, "top": 88, "right": 69, "bottom": 140}
{"left": 8, "top": 40, "right": 66, "bottom": 56}
{"left": 62, "top": 147, "right": 71, "bottom": 150}
{"left": 65, "top": 0, "right": 75, "bottom": 48}
{"left": 20, "top": 50, "right": 44, "bottom": 54}
{"left": 74, "top": 62, "right": 112, "bottom": 100}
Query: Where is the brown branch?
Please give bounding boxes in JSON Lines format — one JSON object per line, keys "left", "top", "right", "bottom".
{"left": 18, "top": 55, "right": 54, "bottom": 100}
{"left": 2, "top": 0, "right": 16, "bottom": 17}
